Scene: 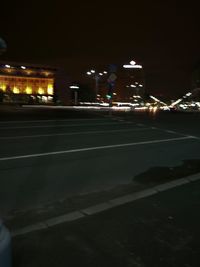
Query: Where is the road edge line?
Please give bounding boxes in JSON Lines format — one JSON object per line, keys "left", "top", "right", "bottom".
{"left": 11, "top": 173, "right": 200, "bottom": 237}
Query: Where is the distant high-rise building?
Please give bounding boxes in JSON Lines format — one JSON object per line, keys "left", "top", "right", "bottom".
{"left": 119, "top": 66, "right": 145, "bottom": 102}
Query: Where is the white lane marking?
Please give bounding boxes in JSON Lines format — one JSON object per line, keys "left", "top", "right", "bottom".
{"left": 159, "top": 128, "right": 199, "bottom": 139}
{"left": 143, "top": 125, "right": 200, "bottom": 139}
{"left": 0, "top": 121, "right": 132, "bottom": 130}
{"left": 155, "top": 178, "right": 189, "bottom": 191}
{"left": 165, "top": 130, "right": 178, "bottom": 134}
{"left": 0, "top": 136, "right": 195, "bottom": 161}
{"left": 0, "top": 118, "right": 108, "bottom": 124}
{"left": 45, "top": 211, "right": 85, "bottom": 227}
{"left": 0, "top": 127, "right": 152, "bottom": 140}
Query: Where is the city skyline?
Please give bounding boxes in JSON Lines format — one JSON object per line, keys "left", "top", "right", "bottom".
{"left": 1, "top": 1, "right": 200, "bottom": 98}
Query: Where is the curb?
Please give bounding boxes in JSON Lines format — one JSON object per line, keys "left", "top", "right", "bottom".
{"left": 11, "top": 173, "right": 200, "bottom": 237}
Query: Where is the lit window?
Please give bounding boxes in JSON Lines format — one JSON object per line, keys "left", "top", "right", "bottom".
{"left": 4, "top": 68, "right": 14, "bottom": 73}
{"left": 47, "top": 84, "right": 53, "bottom": 95}
{"left": 38, "top": 88, "right": 44, "bottom": 95}
{"left": 25, "top": 86, "right": 32, "bottom": 94}
{"left": 43, "top": 71, "right": 51, "bottom": 77}
{"left": 0, "top": 84, "right": 6, "bottom": 91}
{"left": 25, "top": 70, "right": 33, "bottom": 75}
{"left": 13, "top": 87, "right": 20, "bottom": 94}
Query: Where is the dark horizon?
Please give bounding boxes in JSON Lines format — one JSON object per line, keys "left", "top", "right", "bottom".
{"left": 1, "top": 1, "right": 200, "bottom": 98}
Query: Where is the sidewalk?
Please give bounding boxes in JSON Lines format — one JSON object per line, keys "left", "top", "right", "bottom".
{"left": 11, "top": 177, "right": 200, "bottom": 267}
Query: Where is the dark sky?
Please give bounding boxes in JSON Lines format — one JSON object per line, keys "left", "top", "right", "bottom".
{"left": 1, "top": 0, "right": 200, "bottom": 98}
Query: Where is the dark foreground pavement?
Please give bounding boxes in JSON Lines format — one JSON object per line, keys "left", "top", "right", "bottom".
{"left": 12, "top": 179, "right": 200, "bottom": 267}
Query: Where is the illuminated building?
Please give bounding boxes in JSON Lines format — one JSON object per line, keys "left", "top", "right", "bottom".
{"left": 0, "top": 61, "right": 57, "bottom": 104}
{"left": 121, "top": 65, "right": 145, "bottom": 101}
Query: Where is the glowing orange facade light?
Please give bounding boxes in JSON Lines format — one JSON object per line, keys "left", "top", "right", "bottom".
{"left": 0, "top": 84, "right": 6, "bottom": 91}
{"left": 38, "top": 88, "right": 45, "bottom": 95}
{"left": 47, "top": 84, "right": 53, "bottom": 95}
{"left": 13, "top": 87, "right": 20, "bottom": 94}
{"left": 25, "top": 86, "right": 32, "bottom": 94}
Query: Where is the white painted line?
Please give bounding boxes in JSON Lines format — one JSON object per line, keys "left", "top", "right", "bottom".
{"left": 186, "top": 135, "right": 199, "bottom": 139}
{"left": 0, "top": 121, "right": 131, "bottom": 130}
{"left": 0, "top": 118, "right": 109, "bottom": 124}
{"left": 0, "top": 136, "right": 195, "bottom": 161}
{"left": 109, "top": 188, "right": 157, "bottom": 206}
{"left": 11, "top": 172, "right": 200, "bottom": 237}
{"left": 0, "top": 127, "right": 152, "bottom": 140}
{"left": 110, "top": 117, "right": 124, "bottom": 121}
{"left": 154, "top": 178, "right": 189, "bottom": 192}
{"left": 153, "top": 128, "right": 182, "bottom": 136}
{"left": 45, "top": 211, "right": 85, "bottom": 227}
{"left": 165, "top": 130, "right": 178, "bottom": 134}
{"left": 187, "top": 174, "right": 200, "bottom": 182}
{"left": 157, "top": 127, "right": 199, "bottom": 139}
{"left": 12, "top": 222, "right": 47, "bottom": 237}
{"left": 164, "top": 129, "right": 199, "bottom": 139}
{"left": 81, "top": 202, "right": 116, "bottom": 215}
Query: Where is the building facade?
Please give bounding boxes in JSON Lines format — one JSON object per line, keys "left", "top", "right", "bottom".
{"left": 0, "top": 61, "right": 57, "bottom": 104}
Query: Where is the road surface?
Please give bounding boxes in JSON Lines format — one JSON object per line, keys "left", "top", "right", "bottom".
{"left": 0, "top": 106, "right": 200, "bottom": 218}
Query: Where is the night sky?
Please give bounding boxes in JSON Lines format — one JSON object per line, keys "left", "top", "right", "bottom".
{"left": 1, "top": 1, "right": 200, "bottom": 98}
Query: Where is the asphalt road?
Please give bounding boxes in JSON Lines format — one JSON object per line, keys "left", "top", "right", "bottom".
{"left": 1, "top": 106, "right": 200, "bottom": 217}
{"left": 12, "top": 177, "right": 200, "bottom": 267}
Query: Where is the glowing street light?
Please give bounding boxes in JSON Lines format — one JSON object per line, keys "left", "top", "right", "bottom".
{"left": 70, "top": 85, "right": 79, "bottom": 89}
{"left": 185, "top": 92, "right": 192, "bottom": 97}
{"left": 123, "top": 59, "right": 143, "bottom": 69}
{"left": 130, "top": 60, "right": 136, "bottom": 65}
{"left": 123, "top": 64, "right": 142, "bottom": 69}
{"left": 86, "top": 69, "right": 108, "bottom": 101}
{"left": 70, "top": 85, "right": 80, "bottom": 105}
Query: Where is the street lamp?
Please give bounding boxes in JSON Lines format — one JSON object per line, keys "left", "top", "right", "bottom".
{"left": 86, "top": 69, "right": 108, "bottom": 101}
{"left": 70, "top": 85, "right": 79, "bottom": 105}
{"left": 123, "top": 64, "right": 143, "bottom": 69}
{"left": 130, "top": 60, "right": 136, "bottom": 66}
